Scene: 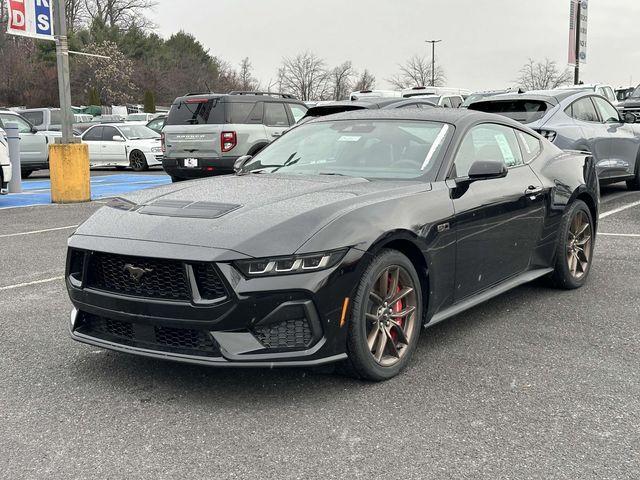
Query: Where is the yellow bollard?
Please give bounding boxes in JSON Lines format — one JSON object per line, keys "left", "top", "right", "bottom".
{"left": 49, "top": 143, "right": 91, "bottom": 204}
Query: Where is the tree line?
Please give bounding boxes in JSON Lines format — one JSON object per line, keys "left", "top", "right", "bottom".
{"left": 0, "top": 0, "right": 572, "bottom": 109}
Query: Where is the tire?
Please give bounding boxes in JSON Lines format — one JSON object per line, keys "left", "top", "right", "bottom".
{"left": 343, "top": 249, "right": 423, "bottom": 381}
{"left": 129, "top": 150, "right": 149, "bottom": 172}
{"left": 548, "top": 200, "right": 595, "bottom": 290}
{"left": 21, "top": 169, "right": 33, "bottom": 179}
{"left": 170, "top": 175, "right": 183, "bottom": 183}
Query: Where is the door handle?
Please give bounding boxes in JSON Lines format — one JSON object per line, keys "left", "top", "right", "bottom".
{"left": 525, "top": 185, "right": 543, "bottom": 197}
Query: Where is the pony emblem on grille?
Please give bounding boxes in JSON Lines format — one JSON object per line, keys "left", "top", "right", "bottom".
{"left": 123, "top": 264, "right": 154, "bottom": 283}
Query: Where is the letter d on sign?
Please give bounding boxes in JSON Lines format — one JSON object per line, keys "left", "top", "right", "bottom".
{"left": 8, "top": 0, "right": 27, "bottom": 31}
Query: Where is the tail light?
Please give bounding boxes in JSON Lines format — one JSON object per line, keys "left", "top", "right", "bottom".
{"left": 160, "top": 132, "right": 166, "bottom": 153}
{"left": 221, "top": 131, "right": 237, "bottom": 152}
{"left": 537, "top": 129, "right": 557, "bottom": 143}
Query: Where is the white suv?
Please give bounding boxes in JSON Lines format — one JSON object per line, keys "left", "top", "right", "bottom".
{"left": 0, "top": 109, "right": 50, "bottom": 178}
{"left": 0, "top": 128, "right": 11, "bottom": 195}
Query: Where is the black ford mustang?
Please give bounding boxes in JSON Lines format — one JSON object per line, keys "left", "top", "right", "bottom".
{"left": 66, "top": 109, "right": 599, "bottom": 381}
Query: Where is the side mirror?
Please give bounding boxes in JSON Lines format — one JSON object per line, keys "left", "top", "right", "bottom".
{"left": 112, "top": 135, "right": 125, "bottom": 142}
{"left": 234, "top": 155, "right": 252, "bottom": 174}
{"left": 31, "top": 126, "right": 39, "bottom": 133}
{"left": 623, "top": 112, "right": 636, "bottom": 124}
{"left": 466, "top": 160, "right": 508, "bottom": 181}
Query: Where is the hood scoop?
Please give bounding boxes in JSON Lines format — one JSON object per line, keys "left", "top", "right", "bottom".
{"left": 138, "top": 200, "right": 241, "bottom": 219}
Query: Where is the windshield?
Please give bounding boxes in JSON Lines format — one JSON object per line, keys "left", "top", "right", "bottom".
{"left": 244, "top": 119, "right": 452, "bottom": 180}
{"left": 468, "top": 99, "right": 549, "bottom": 124}
{"left": 166, "top": 98, "right": 225, "bottom": 125}
{"left": 631, "top": 86, "right": 640, "bottom": 98}
{"left": 117, "top": 125, "right": 159, "bottom": 139}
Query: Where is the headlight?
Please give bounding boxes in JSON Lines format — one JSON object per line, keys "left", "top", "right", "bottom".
{"left": 235, "top": 249, "right": 348, "bottom": 277}
{"left": 151, "top": 147, "right": 162, "bottom": 153}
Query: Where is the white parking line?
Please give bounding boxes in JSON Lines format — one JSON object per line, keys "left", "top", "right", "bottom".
{"left": 599, "top": 233, "right": 640, "bottom": 238}
{"left": 0, "top": 225, "right": 79, "bottom": 238}
{"left": 0, "top": 276, "right": 64, "bottom": 292}
{"left": 599, "top": 200, "right": 640, "bottom": 219}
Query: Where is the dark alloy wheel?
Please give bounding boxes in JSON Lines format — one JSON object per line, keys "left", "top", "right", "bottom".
{"left": 549, "top": 200, "right": 595, "bottom": 289}
{"left": 626, "top": 157, "right": 640, "bottom": 190}
{"left": 345, "top": 249, "right": 422, "bottom": 381}
{"left": 129, "top": 150, "right": 149, "bottom": 172}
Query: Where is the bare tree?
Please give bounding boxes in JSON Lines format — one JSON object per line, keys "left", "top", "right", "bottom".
{"left": 328, "top": 61, "right": 355, "bottom": 100}
{"left": 238, "top": 57, "right": 259, "bottom": 91}
{"left": 84, "top": 0, "right": 157, "bottom": 29}
{"left": 278, "top": 51, "right": 330, "bottom": 101}
{"left": 353, "top": 69, "right": 376, "bottom": 92}
{"left": 388, "top": 55, "right": 446, "bottom": 89}
{"left": 66, "top": 0, "right": 87, "bottom": 31}
{"left": 516, "top": 58, "right": 573, "bottom": 90}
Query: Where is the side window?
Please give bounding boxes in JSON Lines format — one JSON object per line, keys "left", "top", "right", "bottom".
{"left": 288, "top": 104, "right": 308, "bottom": 123}
{"left": 516, "top": 130, "right": 542, "bottom": 163}
{"left": 567, "top": 98, "right": 600, "bottom": 123}
{"left": 453, "top": 124, "right": 524, "bottom": 177}
{"left": 441, "top": 97, "right": 453, "bottom": 108}
{"left": 264, "top": 103, "right": 290, "bottom": 126}
{"left": 592, "top": 96, "right": 621, "bottom": 123}
{"left": 598, "top": 86, "right": 615, "bottom": 103}
{"left": 83, "top": 127, "right": 103, "bottom": 141}
{"left": 102, "top": 126, "right": 119, "bottom": 141}
{"left": 450, "top": 96, "right": 463, "bottom": 108}
{"left": 0, "top": 114, "right": 32, "bottom": 133}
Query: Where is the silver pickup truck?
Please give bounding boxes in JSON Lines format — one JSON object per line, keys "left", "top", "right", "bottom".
{"left": 0, "top": 109, "right": 52, "bottom": 178}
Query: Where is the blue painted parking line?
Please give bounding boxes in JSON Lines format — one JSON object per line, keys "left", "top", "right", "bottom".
{"left": 0, "top": 174, "right": 171, "bottom": 209}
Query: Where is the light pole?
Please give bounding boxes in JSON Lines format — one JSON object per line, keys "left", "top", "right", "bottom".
{"left": 425, "top": 40, "right": 442, "bottom": 87}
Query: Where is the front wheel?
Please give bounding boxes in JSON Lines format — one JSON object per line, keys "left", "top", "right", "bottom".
{"left": 129, "top": 150, "right": 148, "bottom": 172}
{"left": 549, "top": 200, "right": 595, "bottom": 289}
{"left": 344, "top": 249, "right": 422, "bottom": 381}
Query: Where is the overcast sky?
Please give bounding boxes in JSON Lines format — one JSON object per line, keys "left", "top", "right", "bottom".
{"left": 151, "top": 0, "right": 640, "bottom": 92}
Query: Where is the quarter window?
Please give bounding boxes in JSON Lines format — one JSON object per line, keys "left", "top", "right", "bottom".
{"left": 566, "top": 98, "right": 599, "bottom": 122}
{"left": 516, "top": 130, "right": 542, "bottom": 163}
{"left": 592, "top": 97, "right": 621, "bottom": 123}
{"left": 441, "top": 97, "right": 453, "bottom": 108}
{"left": 288, "top": 104, "right": 308, "bottom": 123}
{"left": 453, "top": 124, "right": 523, "bottom": 177}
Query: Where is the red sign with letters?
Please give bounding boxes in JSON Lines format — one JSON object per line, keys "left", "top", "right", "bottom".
{"left": 8, "top": 0, "right": 27, "bottom": 32}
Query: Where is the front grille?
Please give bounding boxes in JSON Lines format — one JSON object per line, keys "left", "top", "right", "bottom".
{"left": 76, "top": 314, "right": 220, "bottom": 357}
{"left": 253, "top": 319, "right": 313, "bottom": 350}
{"left": 87, "top": 252, "right": 190, "bottom": 301}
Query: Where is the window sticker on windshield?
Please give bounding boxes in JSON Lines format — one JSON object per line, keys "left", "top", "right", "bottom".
{"left": 494, "top": 134, "right": 515, "bottom": 164}
{"left": 338, "top": 135, "right": 361, "bottom": 142}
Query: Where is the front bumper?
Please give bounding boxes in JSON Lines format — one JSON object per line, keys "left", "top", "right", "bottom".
{"left": 162, "top": 156, "right": 238, "bottom": 179}
{"left": 66, "top": 240, "right": 364, "bottom": 367}
{"left": 144, "top": 151, "right": 163, "bottom": 167}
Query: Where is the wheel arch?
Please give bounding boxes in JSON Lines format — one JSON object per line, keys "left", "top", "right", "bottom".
{"left": 575, "top": 190, "right": 599, "bottom": 231}
{"left": 247, "top": 141, "right": 270, "bottom": 157}
{"left": 364, "top": 232, "right": 430, "bottom": 322}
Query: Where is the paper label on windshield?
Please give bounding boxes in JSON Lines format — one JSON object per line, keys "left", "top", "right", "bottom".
{"left": 494, "top": 134, "right": 515, "bottom": 164}
{"left": 338, "top": 135, "right": 361, "bottom": 142}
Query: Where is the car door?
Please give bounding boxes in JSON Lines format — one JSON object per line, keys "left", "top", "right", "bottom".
{"left": 449, "top": 123, "right": 546, "bottom": 301}
{"left": 592, "top": 95, "right": 640, "bottom": 179}
{"left": 82, "top": 126, "right": 104, "bottom": 166}
{"left": 0, "top": 113, "right": 47, "bottom": 166}
{"left": 101, "top": 126, "right": 128, "bottom": 166}
{"left": 565, "top": 96, "right": 609, "bottom": 165}
{"left": 264, "top": 102, "right": 291, "bottom": 139}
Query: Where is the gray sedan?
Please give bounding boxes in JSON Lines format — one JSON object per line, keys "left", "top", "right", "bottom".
{"left": 468, "top": 90, "right": 640, "bottom": 189}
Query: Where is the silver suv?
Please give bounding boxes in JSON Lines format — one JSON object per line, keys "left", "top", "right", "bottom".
{"left": 162, "top": 92, "right": 308, "bottom": 181}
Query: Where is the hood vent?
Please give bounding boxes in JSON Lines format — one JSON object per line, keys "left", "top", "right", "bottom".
{"left": 138, "top": 200, "right": 241, "bottom": 219}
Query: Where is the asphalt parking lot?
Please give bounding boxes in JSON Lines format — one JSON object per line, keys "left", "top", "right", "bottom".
{"left": 1, "top": 180, "right": 639, "bottom": 479}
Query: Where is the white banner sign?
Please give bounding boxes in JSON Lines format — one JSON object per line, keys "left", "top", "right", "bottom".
{"left": 7, "top": 0, "right": 55, "bottom": 41}
{"left": 568, "top": 0, "right": 588, "bottom": 65}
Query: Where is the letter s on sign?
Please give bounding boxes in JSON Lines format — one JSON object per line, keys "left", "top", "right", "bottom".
{"left": 37, "top": 13, "right": 50, "bottom": 33}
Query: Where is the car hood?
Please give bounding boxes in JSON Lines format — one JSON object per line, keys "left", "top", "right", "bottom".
{"left": 622, "top": 98, "right": 640, "bottom": 108}
{"left": 128, "top": 138, "right": 161, "bottom": 147}
{"left": 74, "top": 174, "right": 430, "bottom": 257}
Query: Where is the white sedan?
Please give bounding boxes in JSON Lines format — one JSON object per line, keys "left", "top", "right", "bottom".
{"left": 81, "top": 124, "right": 162, "bottom": 171}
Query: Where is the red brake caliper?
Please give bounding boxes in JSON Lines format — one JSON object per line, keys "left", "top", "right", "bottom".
{"left": 390, "top": 280, "right": 403, "bottom": 342}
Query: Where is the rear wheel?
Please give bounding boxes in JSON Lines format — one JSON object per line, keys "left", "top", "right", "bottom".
{"left": 549, "top": 200, "right": 594, "bottom": 289}
{"left": 21, "top": 169, "right": 33, "bottom": 179}
{"left": 129, "top": 150, "right": 148, "bottom": 172}
{"left": 344, "top": 249, "right": 422, "bottom": 381}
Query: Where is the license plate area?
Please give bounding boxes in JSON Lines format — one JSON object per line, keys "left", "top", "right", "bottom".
{"left": 183, "top": 158, "right": 199, "bottom": 168}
